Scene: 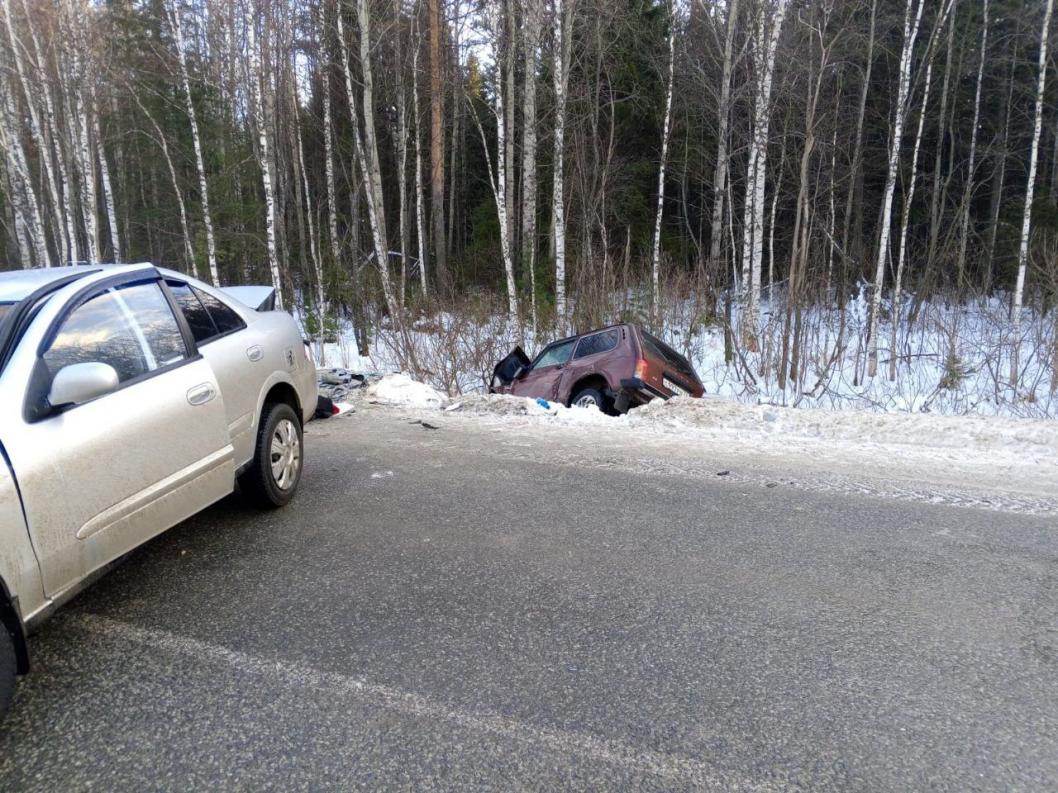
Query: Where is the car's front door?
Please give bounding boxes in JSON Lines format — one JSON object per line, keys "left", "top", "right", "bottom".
{"left": 509, "top": 338, "right": 577, "bottom": 401}
{"left": 3, "top": 276, "right": 233, "bottom": 599}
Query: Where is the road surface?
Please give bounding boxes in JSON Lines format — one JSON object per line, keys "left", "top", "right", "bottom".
{"left": 1, "top": 404, "right": 1056, "bottom": 791}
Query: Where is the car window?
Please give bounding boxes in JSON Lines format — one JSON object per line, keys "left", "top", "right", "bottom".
{"left": 118, "top": 283, "right": 188, "bottom": 367}
{"left": 168, "top": 282, "right": 245, "bottom": 343}
{"left": 43, "top": 282, "right": 186, "bottom": 384}
{"left": 573, "top": 329, "right": 619, "bottom": 360}
{"left": 195, "top": 288, "right": 244, "bottom": 335}
{"left": 0, "top": 303, "right": 13, "bottom": 323}
{"left": 169, "top": 282, "right": 218, "bottom": 343}
{"left": 639, "top": 330, "right": 696, "bottom": 380}
{"left": 532, "top": 339, "right": 576, "bottom": 370}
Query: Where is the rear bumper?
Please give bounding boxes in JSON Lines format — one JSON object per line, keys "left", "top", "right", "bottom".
{"left": 615, "top": 377, "right": 669, "bottom": 413}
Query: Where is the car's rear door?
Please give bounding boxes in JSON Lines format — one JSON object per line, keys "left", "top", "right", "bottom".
{"left": 166, "top": 279, "right": 259, "bottom": 467}
{"left": 2, "top": 275, "right": 233, "bottom": 599}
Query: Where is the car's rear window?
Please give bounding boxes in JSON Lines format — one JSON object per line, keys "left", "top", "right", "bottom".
{"left": 574, "top": 329, "right": 620, "bottom": 359}
{"left": 639, "top": 331, "right": 696, "bottom": 380}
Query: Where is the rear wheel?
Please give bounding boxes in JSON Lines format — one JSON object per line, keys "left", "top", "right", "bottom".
{"left": 240, "top": 402, "right": 303, "bottom": 508}
{"left": 571, "top": 387, "right": 612, "bottom": 414}
{"left": 0, "top": 627, "right": 15, "bottom": 720}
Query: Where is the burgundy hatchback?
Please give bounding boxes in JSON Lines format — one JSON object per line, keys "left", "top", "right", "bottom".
{"left": 490, "top": 324, "right": 704, "bottom": 414}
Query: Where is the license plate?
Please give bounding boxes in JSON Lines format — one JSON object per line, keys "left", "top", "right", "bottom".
{"left": 663, "top": 377, "right": 689, "bottom": 397}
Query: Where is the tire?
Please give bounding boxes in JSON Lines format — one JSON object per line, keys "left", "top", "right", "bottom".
{"left": 571, "top": 387, "right": 612, "bottom": 414}
{"left": 239, "top": 402, "right": 303, "bottom": 508}
{"left": 0, "top": 627, "right": 15, "bottom": 721}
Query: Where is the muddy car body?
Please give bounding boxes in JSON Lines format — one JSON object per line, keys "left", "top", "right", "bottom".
{"left": 490, "top": 324, "right": 704, "bottom": 413}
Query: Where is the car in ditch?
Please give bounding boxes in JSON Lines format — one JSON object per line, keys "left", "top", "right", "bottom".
{"left": 490, "top": 323, "right": 704, "bottom": 413}
{"left": 0, "top": 263, "right": 317, "bottom": 718}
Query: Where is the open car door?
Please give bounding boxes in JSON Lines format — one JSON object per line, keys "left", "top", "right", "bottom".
{"left": 491, "top": 346, "right": 530, "bottom": 390}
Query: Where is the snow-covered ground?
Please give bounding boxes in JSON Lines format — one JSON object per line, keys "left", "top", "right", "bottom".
{"left": 308, "top": 287, "right": 1057, "bottom": 419}
{"left": 344, "top": 373, "right": 1058, "bottom": 511}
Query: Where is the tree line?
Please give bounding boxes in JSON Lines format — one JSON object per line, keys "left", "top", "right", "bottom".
{"left": 0, "top": 0, "right": 1056, "bottom": 384}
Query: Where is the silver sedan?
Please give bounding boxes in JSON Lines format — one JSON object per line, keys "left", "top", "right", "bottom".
{"left": 0, "top": 264, "right": 317, "bottom": 716}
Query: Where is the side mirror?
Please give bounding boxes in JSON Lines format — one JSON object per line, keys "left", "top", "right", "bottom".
{"left": 48, "top": 362, "right": 119, "bottom": 409}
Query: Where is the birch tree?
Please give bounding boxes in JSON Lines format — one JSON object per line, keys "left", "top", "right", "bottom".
{"left": 336, "top": 0, "right": 399, "bottom": 317}
{"left": 472, "top": 0, "right": 519, "bottom": 321}
{"left": 244, "top": 2, "right": 284, "bottom": 308}
{"left": 412, "top": 8, "right": 428, "bottom": 296}
{"left": 552, "top": 0, "right": 570, "bottom": 326}
{"left": 1010, "top": 0, "right": 1054, "bottom": 388}
{"left": 166, "top": 0, "right": 220, "bottom": 285}
{"left": 739, "top": 0, "right": 788, "bottom": 345}
{"left": 889, "top": 19, "right": 943, "bottom": 381}
{"left": 520, "top": 0, "right": 542, "bottom": 330}
{"left": 866, "top": 0, "right": 924, "bottom": 378}
{"left": 3, "top": 0, "right": 66, "bottom": 262}
{"left": 650, "top": 3, "right": 676, "bottom": 324}
{"left": 0, "top": 69, "right": 48, "bottom": 266}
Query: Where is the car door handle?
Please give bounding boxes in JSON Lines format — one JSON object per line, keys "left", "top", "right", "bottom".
{"left": 187, "top": 383, "right": 217, "bottom": 406}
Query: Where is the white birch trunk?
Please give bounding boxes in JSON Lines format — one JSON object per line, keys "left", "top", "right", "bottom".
{"left": 740, "top": 0, "right": 787, "bottom": 343}
{"left": 521, "top": 0, "right": 542, "bottom": 332}
{"left": 321, "top": 38, "right": 342, "bottom": 269}
{"left": 552, "top": 0, "right": 568, "bottom": 326}
{"left": 0, "top": 74, "right": 49, "bottom": 266}
{"left": 867, "top": 0, "right": 924, "bottom": 378}
{"left": 1011, "top": 0, "right": 1054, "bottom": 387}
{"left": 69, "top": 35, "right": 101, "bottom": 264}
{"left": 889, "top": 55, "right": 936, "bottom": 381}
{"left": 166, "top": 0, "right": 220, "bottom": 285}
{"left": 650, "top": 10, "right": 676, "bottom": 324}
{"left": 504, "top": 0, "right": 517, "bottom": 255}
{"left": 3, "top": 0, "right": 65, "bottom": 261}
{"left": 20, "top": 0, "right": 78, "bottom": 261}
{"left": 356, "top": 0, "right": 390, "bottom": 259}
{"left": 92, "top": 104, "right": 121, "bottom": 262}
{"left": 412, "top": 18, "right": 428, "bottom": 296}
{"left": 955, "top": 0, "right": 988, "bottom": 294}
{"left": 336, "top": 0, "right": 398, "bottom": 317}
{"left": 294, "top": 98, "right": 327, "bottom": 358}
{"left": 475, "top": 0, "right": 519, "bottom": 321}
{"left": 245, "top": 5, "right": 284, "bottom": 309}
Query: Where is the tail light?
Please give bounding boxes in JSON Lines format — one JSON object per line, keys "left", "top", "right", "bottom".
{"left": 635, "top": 358, "right": 650, "bottom": 380}
{"left": 303, "top": 340, "right": 314, "bottom": 362}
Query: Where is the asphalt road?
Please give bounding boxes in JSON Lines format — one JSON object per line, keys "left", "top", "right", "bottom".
{"left": 1, "top": 406, "right": 1057, "bottom": 791}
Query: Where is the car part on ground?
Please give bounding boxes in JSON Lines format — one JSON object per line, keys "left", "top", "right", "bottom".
{"left": 490, "top": 324, "right": 704, "bottom": 413}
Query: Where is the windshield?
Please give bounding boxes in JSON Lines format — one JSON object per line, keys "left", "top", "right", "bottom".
{"left": 531, "top": 338, "right": 576, "bottom": 369}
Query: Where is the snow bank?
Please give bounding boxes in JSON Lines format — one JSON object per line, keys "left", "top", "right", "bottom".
{"left": 446, "top": 394, "right": 615, "bottom": 427}
{"left": 628, "top": 396, "right": 1058, "bottom": 464}
{"left": 389, "top": 380, "right": 1058, "bottom": 472}
{"left": 367, "top": 374, "right": 449, "bottom": 409}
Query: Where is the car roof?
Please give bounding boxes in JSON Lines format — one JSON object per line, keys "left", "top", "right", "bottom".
{"left": 0, "top": 265, "right": 101, "bottom": 303}
{"left": 0, "top": 263, "right": 158, "bottom": 303}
